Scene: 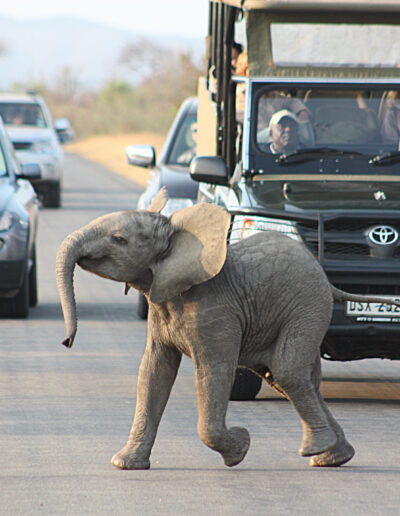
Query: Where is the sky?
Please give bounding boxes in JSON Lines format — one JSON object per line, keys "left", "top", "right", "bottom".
{"left": 0, "top": 0, "right": 209, "bottom": 38}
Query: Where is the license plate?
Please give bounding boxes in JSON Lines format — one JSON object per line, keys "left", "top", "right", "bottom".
{"left": 346, "top": 297, "right": 400, "bottom": 322}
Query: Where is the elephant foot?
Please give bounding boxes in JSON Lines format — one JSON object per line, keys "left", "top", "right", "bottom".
{"left": 222, "top": 427, "right": 250, "bottom": 467}
{"left": 299, "top": 427, "right": 337, "bottom": 457}
{"left": 309, "top": 439, "right": 355, "bottom": 467}
{"left": 111, "top": 445, "right": 151, "bottom": 470}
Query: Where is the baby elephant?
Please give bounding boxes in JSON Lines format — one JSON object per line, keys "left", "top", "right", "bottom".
{"left": 56, "top": 189, "right": 399, "bottom": 470}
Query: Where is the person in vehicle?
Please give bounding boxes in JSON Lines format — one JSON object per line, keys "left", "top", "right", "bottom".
{"left": 380, "top": 91, "right": 400, "bottom": 148}
{"left": 178, "top": 122, "right": 198, "bottom": 164}
{"left": 258, "top": 92, "right": 314, "bottom": 147}
{"left": 265, "top": 109, "right": 300, "bottom": 154}
{"left": 231, "top": 42, "right": 244, "bottom": 74}
{"left": 10, "top": 107, "right": 26, "bottom": 125}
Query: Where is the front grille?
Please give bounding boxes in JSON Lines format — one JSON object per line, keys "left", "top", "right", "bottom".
{"left": 13, "top": 142, "right": 32, "bottom": 150}
{"left": 297, "top": 216, "right": 400, "bottom": 260}
{"left": 324, "top": 242, "right": 370, "bottom": 256}
{"left": 333, "top": 284, "right": 400, "bottom": 295}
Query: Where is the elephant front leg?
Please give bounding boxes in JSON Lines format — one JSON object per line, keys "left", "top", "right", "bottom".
{"left": 111, "top": 341, "right": 182, "bottom": 470}
{"left": 195, "top": 364, "right": 250, "bottom": 467}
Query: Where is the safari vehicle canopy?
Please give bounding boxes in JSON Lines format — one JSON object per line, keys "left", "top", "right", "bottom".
{"left": 199, "top": 0, "right": 400, "bottom": 167}
{"left": 194, "top": 0, "right": 400, "bottom": 364}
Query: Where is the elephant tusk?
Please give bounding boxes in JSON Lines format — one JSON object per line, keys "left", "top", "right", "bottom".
{"left": 124, "top": 283, "right": 131, "bottom": 295}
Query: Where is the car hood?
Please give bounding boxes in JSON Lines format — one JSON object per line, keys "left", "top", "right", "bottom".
{"left": 6, "top": 126, "right": 54, "bottom": 143}
{"left": 248, "top": 179, "right": 400, "bottom": 211}
{"left": 158, "top": 164, "right": 199, "bottom": 199}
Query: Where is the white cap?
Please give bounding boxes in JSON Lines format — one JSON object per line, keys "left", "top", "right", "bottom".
{"left": 269, "top": 109, "right": 300, "bottom": 129}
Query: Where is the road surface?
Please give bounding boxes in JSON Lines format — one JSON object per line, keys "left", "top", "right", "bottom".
{"left": 1, "top": 153, "right": 399, "bottom": 515}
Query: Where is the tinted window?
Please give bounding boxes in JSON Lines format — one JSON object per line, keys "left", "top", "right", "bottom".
{"left": 167, "top": 113, "right": 197, "bottom": 165}
{"left": 0, "top": 102, "right": 47, "bottom": 128}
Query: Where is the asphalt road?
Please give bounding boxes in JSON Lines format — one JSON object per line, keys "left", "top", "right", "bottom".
{"left": 1, "top": 153, "right": 399, "bottom": 515}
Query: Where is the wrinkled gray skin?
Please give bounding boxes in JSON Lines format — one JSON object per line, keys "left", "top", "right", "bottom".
{"left": 56, "top": 189, "right": 400, "bottom": 470}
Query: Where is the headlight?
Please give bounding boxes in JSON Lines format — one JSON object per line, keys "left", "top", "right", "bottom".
{"left": 0, "top": 212, "right": 14, "bottom": 232}
{"left": 161, "top": 198, "right": 194, "bottom": 217}
{"left": 230, "top": 215, "right": 301, "bottom": 242}
{"left": 31, "top": 140, "right": 55, "bottom": 154}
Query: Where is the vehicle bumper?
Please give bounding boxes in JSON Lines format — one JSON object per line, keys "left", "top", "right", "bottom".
{"left": 323, "top": 267, "right": 400, "bottom": 360}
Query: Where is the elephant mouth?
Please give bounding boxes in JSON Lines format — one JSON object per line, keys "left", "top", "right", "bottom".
{"left": 78, "top": 255, "right": 108, "bottom": 271}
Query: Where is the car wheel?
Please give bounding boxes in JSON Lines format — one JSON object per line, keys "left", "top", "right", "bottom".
{"left": 230, "top": 367, "right": 262, "bottom": 401}
{"left": 137, "top": 293, "right": 149, "bottom": 319}
{"left": 29, "top": 246, "right": 38, "bottom": 307}
{"left": 0, "top": 269, "right": 29, "bottom": 318}
{"left": 43, "top": 182, "right": 61, "bottom": 208}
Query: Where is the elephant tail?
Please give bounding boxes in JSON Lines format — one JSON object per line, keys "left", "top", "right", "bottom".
{"left": 331, "top": 285, "right": 400, "bottom": 308}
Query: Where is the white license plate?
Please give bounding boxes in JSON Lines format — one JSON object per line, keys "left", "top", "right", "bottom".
{"left": 346, "top": 297, "right": 400, "bottom": 319}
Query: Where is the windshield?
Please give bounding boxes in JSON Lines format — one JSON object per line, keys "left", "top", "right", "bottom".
{"left": 255, "top": 86, "right": 400, "bottom": 156}
{"left": 167, "top": 113, "right": 197, "bottom": 166}
{"left": 0, "top": 102, "right": 47, "bottom": 128}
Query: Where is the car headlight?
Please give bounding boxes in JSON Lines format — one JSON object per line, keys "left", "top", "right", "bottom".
{"left": 161, "top": 198, "right": 194, "bottom": 217}
{"left": 0, "top": 212, "right": 14, "bottom": 232}
{"left": 230, "top": 215, "right": 301, "bottom": 242}
{"left": 31, "top": 140, "right": 55, "bottom": 154}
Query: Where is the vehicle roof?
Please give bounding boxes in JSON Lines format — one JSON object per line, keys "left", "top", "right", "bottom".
{"left": 216, "top": 0, "right": 400, "bottom": 14}
{"left": 0, "top": 92, "right": 41, "bottom": 104}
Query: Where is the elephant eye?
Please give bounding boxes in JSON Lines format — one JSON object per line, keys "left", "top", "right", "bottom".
{"left": 111, "top": 235, "right": 128, "bottom": 245}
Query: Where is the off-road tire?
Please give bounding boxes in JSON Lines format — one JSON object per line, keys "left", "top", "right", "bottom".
{"left": 230, "top": 367, "right": 262, "bottom": 401}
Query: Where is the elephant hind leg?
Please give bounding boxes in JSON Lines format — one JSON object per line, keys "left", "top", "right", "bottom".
{"left": 309, "top": 358, "right": 355, "bottom": 467}
{"left": 268, "top": 332, "right": 337, "bottom": 457}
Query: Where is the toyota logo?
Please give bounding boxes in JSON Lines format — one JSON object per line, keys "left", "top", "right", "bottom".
{"left": 368, "top": 225, "right": 399, "bottom": 246}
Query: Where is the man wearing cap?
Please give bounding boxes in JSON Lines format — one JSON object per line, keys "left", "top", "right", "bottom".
{"left": 267, "top": 109, "right": 300, "bottom": 154}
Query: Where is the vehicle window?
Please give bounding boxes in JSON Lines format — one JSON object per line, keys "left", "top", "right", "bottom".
{"left": 167, "top": 113, "right": 197, "bottom": 165}
{"left": 0, "top": 143, "right": 7, "bottom": 176}
{"left": 255, "top": 86, "right": 398, "bottom": 155}
{"left": 0, "top": 102, "right": 47, "bottom": 128}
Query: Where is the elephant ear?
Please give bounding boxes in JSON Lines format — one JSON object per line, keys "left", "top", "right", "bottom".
{"left": 149, "top": 203, "right": 231, "bottom": 303}
{"left": 148, "top": 187, "right": 168, "bottom": 213}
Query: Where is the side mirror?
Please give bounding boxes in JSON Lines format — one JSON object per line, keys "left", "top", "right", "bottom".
{"left": 18, "top": 163, "right": 41, "bottom": 180}
{"left": 54, "top": 118, "right": 75, "bottom": 144}
{"left": 125, "top": 145, "right": 156, "bottom": 168}
{"left": 190, "top": 156, "right": 229, "bottom": 185}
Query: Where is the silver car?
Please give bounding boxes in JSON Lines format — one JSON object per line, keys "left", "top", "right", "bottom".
{"left": 0, "top": 92, "right": 65, "bottom": 207}
{"left": 0, "top": 117, "right": 41, "bottom": 317}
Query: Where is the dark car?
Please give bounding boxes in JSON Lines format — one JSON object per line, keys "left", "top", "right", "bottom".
{"left": 125, "top": 97, "right": 198, "bottom": 318}
{"left": 0, "top": 117, "right": 41, "bottom": 317}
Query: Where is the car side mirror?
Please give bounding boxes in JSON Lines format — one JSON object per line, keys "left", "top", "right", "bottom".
{"left": 190, "top": 156, "right": 229, "bottom": 185}
{"left": 18, "top": 163, "right": 41, "bottom": 180}
{"left": 54, "top": 118, "right": 75, "bottom": 144}
{"left": 125, "top": 145, "right": 156, "bottom": 168}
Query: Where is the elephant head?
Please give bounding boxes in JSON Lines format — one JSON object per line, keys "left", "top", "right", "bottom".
{"left": 56, "top": 189, "right": 231, "bottom": 348}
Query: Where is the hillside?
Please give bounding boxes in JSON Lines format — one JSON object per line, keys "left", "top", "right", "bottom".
{"left": 0, "top": 16, "right": 203, "bottom": 90}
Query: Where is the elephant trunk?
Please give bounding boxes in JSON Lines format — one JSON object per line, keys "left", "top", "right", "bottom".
{"left": 56, "top": 228, "right": 91, "bottom": 348}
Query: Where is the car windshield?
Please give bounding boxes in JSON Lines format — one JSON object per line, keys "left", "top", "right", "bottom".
{"left": 0, "top": 102, "right": 47, "bottom": 128}
{"left": 167, "top": 113, "right": 197, "bottom": 166}
{"left": 255, "top": 86, "right": 400, "bottom": 155}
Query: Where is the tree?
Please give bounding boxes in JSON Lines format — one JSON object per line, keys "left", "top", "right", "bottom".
{"left": 119, "top": 38, "right": 204, "bottom": 131}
